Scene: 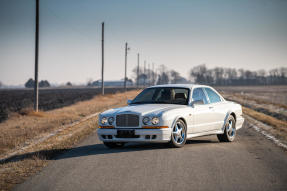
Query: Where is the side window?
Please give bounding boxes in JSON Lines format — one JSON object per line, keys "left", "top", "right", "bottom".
{"left": 192, "top": 88, "right": 208, "bottom": 104}
{"left": 204, "top": 88, "right": 221, "bottom": 103}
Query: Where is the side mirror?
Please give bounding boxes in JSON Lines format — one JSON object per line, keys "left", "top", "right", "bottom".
{"left": 127, "top": 99, "right": 132, "bottom": 105}
{"left": 191, "top": 100, "right": 204, "bottom": 106}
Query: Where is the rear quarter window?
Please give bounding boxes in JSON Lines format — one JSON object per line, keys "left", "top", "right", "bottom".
{"left": 204, "top": 88, "right": 221, "bottom": 103}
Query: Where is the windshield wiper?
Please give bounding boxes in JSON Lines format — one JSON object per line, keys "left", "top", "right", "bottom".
{"left": 131, "top": 101, "right": 149, "bottom": 104}
{"left": 131, "top": 101, "right": 173, "bottom": 104}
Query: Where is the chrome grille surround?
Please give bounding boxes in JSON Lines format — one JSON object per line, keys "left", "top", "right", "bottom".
{"left": 116, "top": 114, "right": 139, "bottom": 127}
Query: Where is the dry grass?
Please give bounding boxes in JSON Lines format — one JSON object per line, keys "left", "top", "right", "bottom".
{"left": 0, "top": 90, "right": 140, "bottom": 191}
{"left": 243, "top": 107, "right": 287, "bottom": 132}
{"left": 0, "top": 119, "right": 98, "bottom": 191}
{"left": 0, "top": 90, "right": 140, "bottom": 155}
{"left": 231, "top": 93, "right": 287, "bottom": 110}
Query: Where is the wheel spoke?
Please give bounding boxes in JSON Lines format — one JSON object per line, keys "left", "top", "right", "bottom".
{"left": 174, "top": 135, "right": 179, "bottom": 142}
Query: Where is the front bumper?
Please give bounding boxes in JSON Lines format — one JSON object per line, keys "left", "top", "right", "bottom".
{"left": 97, "top": 128, "right": 172, "bottom": 143}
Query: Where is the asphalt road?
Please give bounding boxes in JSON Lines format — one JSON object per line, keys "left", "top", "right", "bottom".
{"left": 15, "top": 123, "right": 287, "bottom": 191}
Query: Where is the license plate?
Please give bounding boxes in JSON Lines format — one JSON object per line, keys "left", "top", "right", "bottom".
{"left": 117, "top": 130, "right": 135, "bottom": 138}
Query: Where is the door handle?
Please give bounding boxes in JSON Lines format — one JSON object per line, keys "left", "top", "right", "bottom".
{"left": 209, "top": 106, "right": 213, "bottom": 109}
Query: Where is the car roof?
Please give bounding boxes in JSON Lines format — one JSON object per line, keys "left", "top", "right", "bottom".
{"left": 147, "top": 84, "right": 211, "bottom": 89}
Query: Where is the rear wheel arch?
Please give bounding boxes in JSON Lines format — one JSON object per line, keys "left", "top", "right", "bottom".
{"left": 230, "top": 112, "right": 236, "bottom": 122}
{"left": 222, "top": 112, "right": 236, "bottom": 132}
{"left": 217, "top": 114, "right": 236, "bottom": 142}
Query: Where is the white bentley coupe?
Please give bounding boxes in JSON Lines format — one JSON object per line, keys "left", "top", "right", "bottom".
{"left": 97, "top": 84, "right": 244, "bottom": 148}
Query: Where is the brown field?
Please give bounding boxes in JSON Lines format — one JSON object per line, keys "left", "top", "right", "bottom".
{"left": 216, "top": 85, "right": 287, "bottom": 105}
{"left": 216, "top": 85, "right": 287, "bottom": 121}
{"left": 0, "top": 87, "right": 136, "bottom": 123}
{"left": 0, "top": 90, "right": 140, "bottom": 191}
{"left": 216, "top": 85, "right": 287, "bottom": 144}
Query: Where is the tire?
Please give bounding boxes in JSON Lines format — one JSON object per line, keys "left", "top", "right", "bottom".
{"left": 103, "top": 142, "right": 125, "bottom": 148}
{"left": 217, "top": 115, "right": 236, "bottom": 142}
{"left": 170, "top": 119, "right": 187, "bottom": 148}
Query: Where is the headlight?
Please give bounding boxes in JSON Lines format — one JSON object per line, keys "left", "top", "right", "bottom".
{"left": 151, "top": 117, "right": 160, "bottom": 125}
{"left": 142, "top": 116, "right": 150, "bottom": 125}
{"left": 108, "top": 117, "right": 114, "bottom": 125}
{"left": 101, "top": 117, "right": 108, "bottom": 125}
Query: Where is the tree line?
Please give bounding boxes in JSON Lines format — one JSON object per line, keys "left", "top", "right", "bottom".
{"left": 132, "top": 64, "right": 287, "bottom": 86}
{"left": 189, "top": 64, "right": 287, "bottom": 86}
{"left": 1, "top": 65, "right": 286, "bottom": 89}
{"left": 25, "top": 78, "right": 51, "bottom": 88}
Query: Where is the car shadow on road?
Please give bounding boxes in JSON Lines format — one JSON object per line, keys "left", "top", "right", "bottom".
{"left": 1, "top": 139, "right": 218, "bottom": 164}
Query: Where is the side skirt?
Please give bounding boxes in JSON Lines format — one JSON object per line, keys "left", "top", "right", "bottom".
{"left": 186, "top": 129, "right": 223, "bottom": 140}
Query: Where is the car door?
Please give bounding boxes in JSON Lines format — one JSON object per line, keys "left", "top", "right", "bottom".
{"left": 203, "top": 87, "right": 227, "bottom": 131}
{"left": 190, "top": 88, "right": 214, "bottom": 133}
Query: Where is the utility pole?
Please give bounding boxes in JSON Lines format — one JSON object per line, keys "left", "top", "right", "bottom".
{"left": 124, "top": 42, "right": 128, "bottom": 91}
{"left": 148, "top": 63, "right": 150, "bottom": 86}
{"left": 34, "top": 0, "right": 39, "bottom": 112}
{"left": 144, "top": 60, "right": 146, "bottom": 87}
{"left": 137, "top": 53, "right": 139, "bottom": 88}
{"left": 152, "top": 63, "right": 155, "bottom": 85}
{"left": 101, "top": 22, "right": 104, "bottom": 95}
{"left": 124, "top": 42, "right": 130, "bottom": 91}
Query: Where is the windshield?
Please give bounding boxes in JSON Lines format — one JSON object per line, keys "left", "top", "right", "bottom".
{"left": 131, "top": 87, "right": 190, "bottom": 105}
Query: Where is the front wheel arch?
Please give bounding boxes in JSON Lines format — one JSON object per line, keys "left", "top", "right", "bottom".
{"left": 171, "top": 116, "right": 187, "bottom": 129}
{"left": 169, "top": 118, "right": 187, "bottom": 148}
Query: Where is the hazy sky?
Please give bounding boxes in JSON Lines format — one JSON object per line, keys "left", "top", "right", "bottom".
{"left": 0, "top": 0, "right": 287, "bottom": 85}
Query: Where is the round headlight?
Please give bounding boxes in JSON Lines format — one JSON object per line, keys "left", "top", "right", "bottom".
{"left": 151, "top": 117, "right": 159, "bottom": 125}
{"left": 108, "top": 117, "right": 114, "bottom": 125}
{"left": 142, "top": 116, "right": 150, "bottom": 125}
{"left": 101, "top": 117, "right": 108, "bottom": 125}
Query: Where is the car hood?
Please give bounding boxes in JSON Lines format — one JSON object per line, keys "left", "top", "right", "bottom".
{"left": 101, "top": 104, "right": 186, "bottom": 116}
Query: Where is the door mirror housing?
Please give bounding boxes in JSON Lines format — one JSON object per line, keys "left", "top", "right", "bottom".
{"left": 127, "top": 99, "right": 132, "bottom": 105}
{"left": 191, "top": 100, "right": 204, "bottom": 107}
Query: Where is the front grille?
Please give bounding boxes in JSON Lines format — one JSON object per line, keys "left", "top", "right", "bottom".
{"left": 116, "top": 114, "right": 139, "bottom": 127}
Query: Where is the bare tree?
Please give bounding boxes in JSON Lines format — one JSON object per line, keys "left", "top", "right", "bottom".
{"left": 170, "top": 70, "right": 181, "bottom": 84}
{"left": 66, "top": 82, "right": 72, "bottom": 86}
{"left": 190, "top": 64, "right": 208, "bottom": 84}
{"left": 156, "top": 65, "right": 170, "bottom": 85}
{"left": 256, "top": 69, "right": 266, "bottom": 77}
